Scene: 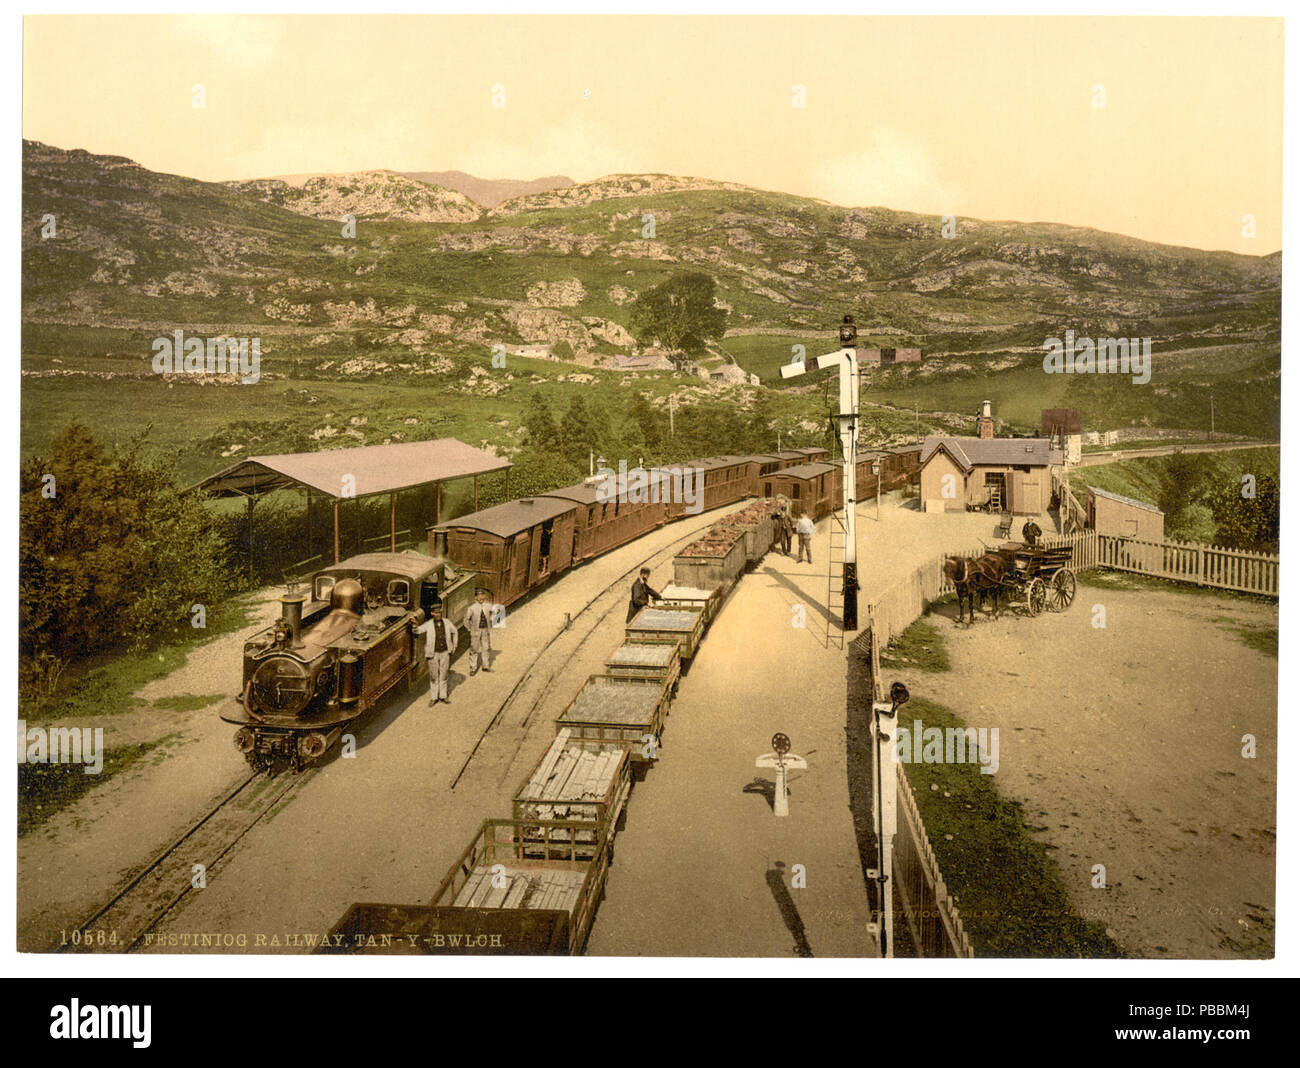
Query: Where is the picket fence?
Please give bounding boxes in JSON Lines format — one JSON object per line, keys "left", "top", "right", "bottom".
{"left": 893, "top": 762, "right": 976, "bottom": 958}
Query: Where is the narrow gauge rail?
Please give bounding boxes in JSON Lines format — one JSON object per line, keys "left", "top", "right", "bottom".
{"left": 56, "top": 769, "right": 310, "bottom": 954}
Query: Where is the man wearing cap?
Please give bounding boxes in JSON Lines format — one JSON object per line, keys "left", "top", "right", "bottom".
{"left": 416, "top": 604, "right": 458, "bottom": 705}
{"left": 464, "top": 587, "right": 495, "bottom": 675}
{"left": 626, "top": 567, "right": 662, "bottom": 624}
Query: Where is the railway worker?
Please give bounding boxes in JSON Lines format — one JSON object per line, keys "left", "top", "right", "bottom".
{"left": 465, "top": 588, "right": 495, "bottom": 675}
{"left": 777, "top": 503, "right": 795, "bottom": 556}
{"left": 626, "top": 567, "right": 662, "bottom": 624}
{"left": 417, "top": 605, "right": 458, "bottom": 705}
{"left": 795, "top": 512, "right": 815, "bottom": 564}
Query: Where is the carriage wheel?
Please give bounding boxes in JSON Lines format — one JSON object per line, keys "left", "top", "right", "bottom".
{"left": 1049, "top": 568, "right": 1076, "bottom": 612}
{"left": 1026, "top": 578, "right": 1046, "bottom": 617}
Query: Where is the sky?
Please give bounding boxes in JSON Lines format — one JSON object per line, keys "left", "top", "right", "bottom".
{"left": 22, "top": 14, "right": 1284, "bottom": 253}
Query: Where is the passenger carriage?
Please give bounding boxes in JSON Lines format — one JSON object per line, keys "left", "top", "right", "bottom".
{"left": 430, "top": 497, "right": 578, "bottom": 608}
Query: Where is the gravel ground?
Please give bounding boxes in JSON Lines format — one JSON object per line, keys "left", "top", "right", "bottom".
{"left": 889, "top": 583, "right": 1277, "bottom": 958}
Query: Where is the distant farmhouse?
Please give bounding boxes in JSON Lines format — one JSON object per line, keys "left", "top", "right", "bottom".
{"left": 857, "top": 347, "right": 922, "bottom": 367}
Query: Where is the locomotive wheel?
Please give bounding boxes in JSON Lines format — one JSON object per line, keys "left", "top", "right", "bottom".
{"left": 1026, "top": 578, "right": 1046, "bottom": 617}
{"left": 1049, "top": 568, "right": 1077, "bottom": 611}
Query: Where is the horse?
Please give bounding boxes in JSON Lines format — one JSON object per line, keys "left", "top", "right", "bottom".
{"left": 943, "top": 553, "right": 1008, "bottom": 624}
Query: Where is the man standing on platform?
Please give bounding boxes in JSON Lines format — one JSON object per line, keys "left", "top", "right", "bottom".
{"left": 417, "top": 604, "right": 458, "bottom": 705}
{"left": 778, "top": 502, "right": 795, "bottom": 556}
{"left": 795, "top": 512, "right": 815, "bottom": 564}
{"left": 465, "top": 587, "right": 495, "bottom": 674}
{"left": 626, "top": 567, "right": 662, "bottom": 624}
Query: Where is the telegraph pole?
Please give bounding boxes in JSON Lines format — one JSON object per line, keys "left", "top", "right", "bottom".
{"left": 781, "top": 314, "right": 862, "bottom": 630}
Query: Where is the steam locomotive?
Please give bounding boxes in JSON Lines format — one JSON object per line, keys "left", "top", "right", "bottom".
{"left": 223, "top": 552, "right": 476, "bottom": 771}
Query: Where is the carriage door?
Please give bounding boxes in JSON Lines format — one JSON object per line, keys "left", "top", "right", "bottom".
{"left": 538, "top": 520, "right": 554, "bottom": 577}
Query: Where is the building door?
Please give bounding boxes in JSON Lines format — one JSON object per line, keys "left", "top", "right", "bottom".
{"left": 984, "top": 472, "right": 1006, "bottom": 510}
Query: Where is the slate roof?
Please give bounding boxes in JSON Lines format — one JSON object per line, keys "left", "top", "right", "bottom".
{"left": 921, "top": 436, "right": 1063, "bottom": 472}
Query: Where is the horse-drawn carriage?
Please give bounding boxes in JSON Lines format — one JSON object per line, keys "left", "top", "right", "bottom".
{"left": 944, "top": 541, "right": 1077, "bottom": 622}
{"left": 994, "top": 542, "right": 1077, "bottom": 616}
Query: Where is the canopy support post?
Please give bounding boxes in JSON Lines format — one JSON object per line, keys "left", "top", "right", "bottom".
{"left": 390, "top": 492, "right": 398, "bottom": 551}
{"left": 333, "top": 499, "right": 341, "bottom": 563}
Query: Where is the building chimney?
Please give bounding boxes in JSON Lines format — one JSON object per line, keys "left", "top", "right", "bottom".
{"left": 977, "top": 400, "right": 995, "bottom": 439}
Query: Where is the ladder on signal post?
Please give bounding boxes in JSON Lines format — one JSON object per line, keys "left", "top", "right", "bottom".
{"left": 826, "top": 510, "right": 847, "bottom": 649}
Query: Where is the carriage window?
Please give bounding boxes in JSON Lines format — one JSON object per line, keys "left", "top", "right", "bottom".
{"left": 387, "top": 579, "right": 410, "bottom": 605}
{"left": 792, "top": 485, "right": 801, "bottom": 499}
{"left": 314, "top": 576, "right": 336, "bottom": 601}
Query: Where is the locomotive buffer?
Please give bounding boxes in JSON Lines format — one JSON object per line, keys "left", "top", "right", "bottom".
{"left": 780, "top": 315, "right": 862, "bottom": 630}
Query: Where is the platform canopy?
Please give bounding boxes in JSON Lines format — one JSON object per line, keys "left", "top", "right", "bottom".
{"left": 190, "top": 438, "right": 510, "bottom": 500}
{"left": 187, "top": 438, "right": 513, "bottom": 567}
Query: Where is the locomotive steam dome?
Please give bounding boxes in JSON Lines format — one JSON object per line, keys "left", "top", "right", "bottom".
{"left": 331, "top": 577, "right": 365, "bottom": 616}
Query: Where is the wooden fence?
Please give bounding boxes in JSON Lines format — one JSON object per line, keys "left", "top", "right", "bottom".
{"left": 894, "top": 767, "right": 975, "bottom": 958}
{"left": 1094, "top": 535, "right": 1278, "bottom": 596}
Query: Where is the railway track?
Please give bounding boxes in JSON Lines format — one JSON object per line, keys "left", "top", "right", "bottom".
{"left": 450, "top": 512, "right": 736, "bottom": 791}
{"left": 56, "top": 768, "right": 313, "bottom": 954}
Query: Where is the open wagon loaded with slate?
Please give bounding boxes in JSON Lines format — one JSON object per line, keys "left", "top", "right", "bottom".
{"left": 556, "top": 673, "right": 672, "bottom": 769}
{"left": 513, "top": 729, "right": 632, "bottom": 859}
{"left": 322, "top": 818, "right": 608, "bottom": 955}
{"left": 996, "top": 542, "right": 1077, "bottom": 616}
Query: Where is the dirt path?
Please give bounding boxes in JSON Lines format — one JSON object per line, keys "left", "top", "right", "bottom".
{"left": 17, "top": 590, "right": 285, "bottom": 951}
{"left": 888, "top": 584, "right": 1277, "bottom": 958}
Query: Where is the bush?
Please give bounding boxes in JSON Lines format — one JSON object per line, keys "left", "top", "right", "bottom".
{"left": 19, "top": 424, "right": 233, "bottom": 684}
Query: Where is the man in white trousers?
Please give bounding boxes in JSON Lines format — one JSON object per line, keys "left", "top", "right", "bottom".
{"left": 464, "top": 587, "right": 495, "bottom": 675}
{"left": 417, "top": 604, "right": 458, "bottom": 704}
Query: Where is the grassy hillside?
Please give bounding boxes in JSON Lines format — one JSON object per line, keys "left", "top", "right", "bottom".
{"left": 21, "top": 139, "right": 1280, "bottom": 487}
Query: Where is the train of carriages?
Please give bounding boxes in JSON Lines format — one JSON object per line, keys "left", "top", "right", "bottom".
{"left": 224, "top": 443, "right": 922, "bottom": 770}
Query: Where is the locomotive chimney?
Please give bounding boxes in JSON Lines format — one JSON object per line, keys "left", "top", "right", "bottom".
{"left": 280, "top": 591, "right": 305, "bottom": 646}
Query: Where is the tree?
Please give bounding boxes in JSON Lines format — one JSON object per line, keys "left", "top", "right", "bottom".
{"left": 1155, "top": 453, "right": 1211, "bottom": 529}
{"left": 560, "top": 395, "right": 602, "bottom": 469}
{"left": 523, "top": 392, "right": 559, "bottom": 452}
{"left": 627, "top": 392, "right": 666, "bottom": 454}
{"left": 1210, "top": 473, "right": 1279, "bottom": 553}
{"left": 19, "top": 424, "right": 231, "bottom": 688}
{"left": 630, "top": 271, "right": 729, "bottom": 354}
